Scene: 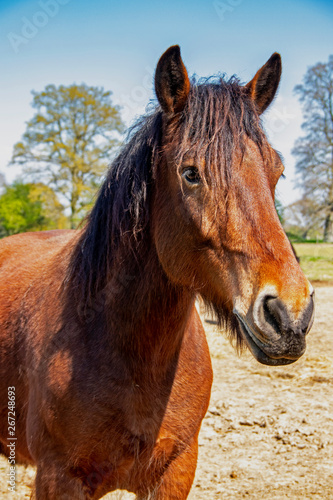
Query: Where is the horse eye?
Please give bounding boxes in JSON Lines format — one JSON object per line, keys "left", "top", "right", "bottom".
{"left": 182, "top": 167, "right": 201, "bottom": 185}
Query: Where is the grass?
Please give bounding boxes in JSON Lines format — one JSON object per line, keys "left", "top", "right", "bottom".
{"left": 293, "top": 243, "right": 333, "bottom": 282}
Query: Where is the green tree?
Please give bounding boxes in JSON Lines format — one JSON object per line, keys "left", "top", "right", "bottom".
{"left": 28, "top": 182, "right": 69, "bottom": 230}
{"left": 0, "top": 181, "right": 67, "bottom": 237}
{"left": 292, "top": 55, "right": 333, "bottom": 242}
{"left": 11, "top": 84, "right": 124, "bottom": 228}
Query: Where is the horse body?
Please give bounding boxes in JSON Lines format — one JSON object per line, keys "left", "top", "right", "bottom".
{"left": 0, "top": 229, "right": 212, "bottom": 498}
{"left": 0, "top": 46, "right": 314, "bottom": 499}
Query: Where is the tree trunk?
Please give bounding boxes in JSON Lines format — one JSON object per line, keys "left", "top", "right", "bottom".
{"left": 70, "top": 185, "right": 78, "bottom": 229}
{"left": 69, "top": 200, "right": 76, "bottom": 229}
{"left": 302, "top": 229, "right": 309, "bottom": 240}
{"left": 323, "top": 211, "right": 333, "bottom": 242}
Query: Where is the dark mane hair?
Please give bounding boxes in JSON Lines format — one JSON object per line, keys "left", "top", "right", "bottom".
{"left": 67, "top": 76, "right": 269, "bottom": 308}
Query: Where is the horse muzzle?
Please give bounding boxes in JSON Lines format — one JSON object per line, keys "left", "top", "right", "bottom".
{"left": 233, "top": 287, "right": 315, "bottom": 366}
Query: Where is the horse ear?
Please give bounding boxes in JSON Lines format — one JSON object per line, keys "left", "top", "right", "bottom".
{"left": 155, "top": 45, "right": 190, "bottom": 114}
{"left": 246, "top": 53, "right": 282, "bottom": 114}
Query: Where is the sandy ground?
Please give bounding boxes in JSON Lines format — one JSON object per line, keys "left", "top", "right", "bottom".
{"left": 1, "top": 286, "right": 332, "bottom": 499}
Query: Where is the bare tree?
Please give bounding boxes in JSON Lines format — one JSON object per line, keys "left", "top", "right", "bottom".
{"left": 292, "top": 55, "right": 333, "bottom": 242}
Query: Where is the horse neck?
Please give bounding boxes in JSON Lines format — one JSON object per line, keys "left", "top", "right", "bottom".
{"left": 98, "top": 240, "right": 195, "bottom": 374}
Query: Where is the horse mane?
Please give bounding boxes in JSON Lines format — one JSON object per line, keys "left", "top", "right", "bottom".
{"left": 67, "top": 75, "right": 269, "bottom": 310}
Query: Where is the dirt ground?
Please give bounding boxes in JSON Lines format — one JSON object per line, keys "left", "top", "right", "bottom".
{"left": 1, "top": 286, "right": 332, "bottom": 499}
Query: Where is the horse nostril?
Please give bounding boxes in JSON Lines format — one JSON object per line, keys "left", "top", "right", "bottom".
{"left": 262, "top": 296, "right": 289, "bottom": 334}
{"left": 255, "top": 292, "right": 315, "bottom": 338}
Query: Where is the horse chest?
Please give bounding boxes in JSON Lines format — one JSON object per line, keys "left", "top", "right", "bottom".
{"left": 44, "top": 355, "right": 172, "bottom": 439}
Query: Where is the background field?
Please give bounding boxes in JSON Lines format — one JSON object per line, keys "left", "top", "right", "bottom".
{"left": 294, "top": 243, "right": 333, "bottom": 283}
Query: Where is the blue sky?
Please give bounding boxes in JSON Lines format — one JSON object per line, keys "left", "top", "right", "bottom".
{"left": 0, "top": 0, "right": 332, "bottom": 206}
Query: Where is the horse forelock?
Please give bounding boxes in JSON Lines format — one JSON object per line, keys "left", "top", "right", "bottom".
{"left": 169, "top": 76, "right": 270, "bottom": 193}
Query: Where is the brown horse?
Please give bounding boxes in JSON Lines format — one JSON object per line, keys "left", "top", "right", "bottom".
{"left": 0, "top": 46, "right": 314, "bottom": 499}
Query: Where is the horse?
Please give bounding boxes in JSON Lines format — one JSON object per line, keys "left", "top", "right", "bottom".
{"left": 0, "top": 46, "right": 314, "bottom": 499}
